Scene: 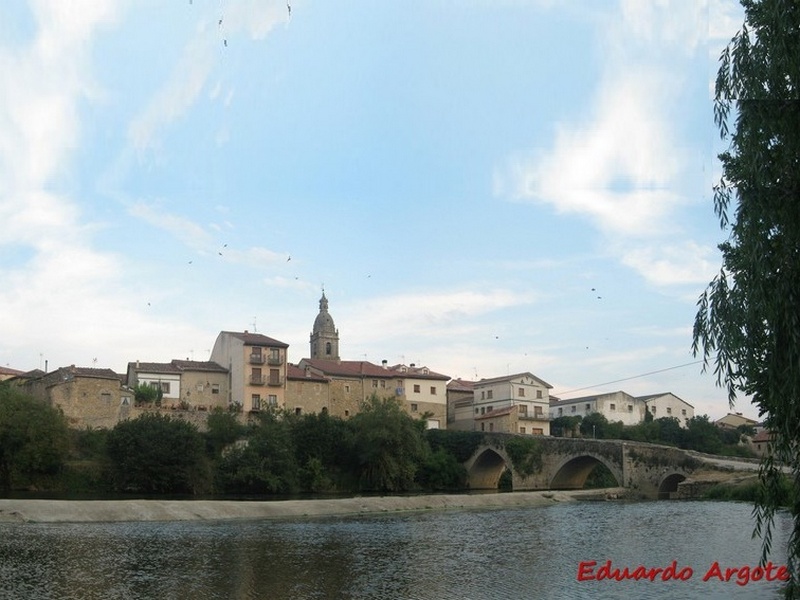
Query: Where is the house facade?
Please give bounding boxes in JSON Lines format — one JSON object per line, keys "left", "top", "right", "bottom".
{"left": 126, "top": 360, "right": 229, "bottom": 411}
{"left": 469, "top": 372, "right": 552, "bottom": 435}
{"left": 639, "top": 392, "right": 695, "bottom": 426}
{"left": 210, "top": 331, "right": 289, "bottom": 413}
{"left": 13, "top": 365, "right": 132, "bottom": 429}
{"left": 550, "top": 390, "right": 643, "bottom": 426}
{"left": 446, "top": 378, "right": 475, "bottom": 428}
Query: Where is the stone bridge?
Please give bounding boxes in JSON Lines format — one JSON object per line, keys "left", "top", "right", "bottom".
{"left": 462, "top": 435, "right": 760, "bottom": 499}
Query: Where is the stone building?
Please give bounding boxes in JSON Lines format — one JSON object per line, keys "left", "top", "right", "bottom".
{"left": 210, "top": 331, "right": 289, "bottom": 413}
{"left": 447, "top": 378, "right": 476, "bottom": 428}
{"left": 12, "top": 365, "right": 133, "bottom": 429}
{"left": 286, "top": 363, "right": 331, "bottom": 415}
{"left": 0, "top": 366, "right": 24, "bottom": 382}
{"left": 126, "top": 359, "right": 229, "bottom": 411}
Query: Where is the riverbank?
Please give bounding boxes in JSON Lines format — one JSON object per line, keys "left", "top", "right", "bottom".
{"left": 0, "top": 488, "right": 627, "bottom": 523}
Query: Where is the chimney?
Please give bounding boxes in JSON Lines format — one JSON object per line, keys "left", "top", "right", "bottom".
{"left": 410, "top": 363, "right": 415, "bottom": 368}
{"left": 382, "top": 360, "right": 388, "bottom": 369}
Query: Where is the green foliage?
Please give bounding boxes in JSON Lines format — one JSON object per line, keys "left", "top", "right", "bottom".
{"left": 290, "top": 411, "right": 354, "bottom": 492}
{"left": 579, "top": 413, "right": 623, "bottom": 439}
{"left": 133, "top": 383, "right": 162, "bottom": 405}
{"left": 584, "top": 463, "right": 619, "bottom": 489}
{"left": 691, "top": 2, "right": 800, "bottom": 591}
{"left": 204, "top": 408, "right": 244, "bottom": 457}
{"left": 504, "top": 436, "right": 542, "bottom": 477}
{"left": 425, "top": 429, "right": 484, "bottom": 463}
{"left": 105, "top": 413, "right": 209, "bottom": 494}
{"left": 348, "top": 395, "right": 427, "bottom": 492}
{"left": 416, "top": 448, "right": 467, "bottom": 490}
{"left": 216, "top": 409, "right": 299, "bottom": 494}
{"left": 0, "top": 384, "right": 69, "bottom": 489}
{"left": 550, "top": 415, "right": 582, "bottom": 437}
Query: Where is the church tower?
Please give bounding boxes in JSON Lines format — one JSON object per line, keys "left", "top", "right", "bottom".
{"left": 310, "top": 291, "right": 340, "bottom": 360}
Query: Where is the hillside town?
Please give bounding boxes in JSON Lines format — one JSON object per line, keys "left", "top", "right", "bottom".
{"left": 1, "top": 292, "right": 763, "bottom": 447}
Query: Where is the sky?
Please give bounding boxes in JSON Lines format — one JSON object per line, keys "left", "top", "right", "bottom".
{"left": 0, "top": 0, "right": 757, "bottom": 420}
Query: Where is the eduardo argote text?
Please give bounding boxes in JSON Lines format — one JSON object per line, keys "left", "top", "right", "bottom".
{"left": 577, "top": 560, "right": 790, "bottom": 587}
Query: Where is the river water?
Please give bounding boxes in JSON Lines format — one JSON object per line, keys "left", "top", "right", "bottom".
{"left": 0, "top": 499, "right": 791, "bottom": 599}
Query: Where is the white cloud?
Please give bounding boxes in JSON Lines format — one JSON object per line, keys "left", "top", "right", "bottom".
{"left": 495, "top": 0, "right": 719, "bottom": 286}
{"left": 128, "top": 201, "right": 213, "bottom": 250}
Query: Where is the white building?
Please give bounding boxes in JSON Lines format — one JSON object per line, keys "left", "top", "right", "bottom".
{"left": 470, "top": 372, "right": 552, "bottom": 435}
{"left": 549, "top": 391, "right": 643, "bottom": 426}
{"left": 639, "top": 393, "right": 695, "bottom": 427}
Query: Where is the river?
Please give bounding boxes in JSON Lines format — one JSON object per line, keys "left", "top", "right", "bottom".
{"left": 0, "top": 499, "right": 791, "bottom": 599}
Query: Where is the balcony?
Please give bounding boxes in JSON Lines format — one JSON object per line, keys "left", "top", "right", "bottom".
{"left": 267, "top": 354, "right": 283, "bottom": 366}
{"left": 249, "top": 374, "right": 266, "bottom": 385}
{"left": 519, "top": 412, "right": 550, "bottom": 421}
{"left": 249, "top": 353, "right": 266, "bottom": 365}
{"left": 267, "top": 376, "right": 284, "bottom": 387}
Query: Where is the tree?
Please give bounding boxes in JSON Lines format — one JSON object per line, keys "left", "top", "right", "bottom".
{"left": 692, "top": 0, "right": 800, "bottom": 593}
{"left": 105, "top": 413, "right": 209, "bottom": 494}
{"left": 0, "top": 383, "right": 69, "bottom": 489}
{"left": 348, "top": 395, "right": 427, "bottom": 491}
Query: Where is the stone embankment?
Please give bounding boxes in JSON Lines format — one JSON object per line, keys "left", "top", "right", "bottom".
{"left": 0, "top": 488, "right": 627, "bottom": 524}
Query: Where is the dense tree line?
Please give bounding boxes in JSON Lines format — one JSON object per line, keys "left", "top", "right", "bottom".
{"left": 550, "top": 412, "right": 756, "bottom": 457}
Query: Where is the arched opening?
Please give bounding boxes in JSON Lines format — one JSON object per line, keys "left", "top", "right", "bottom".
{"left": 468, "top": 448, "right": 509, "bottom": 490}
{"left": 550, "top": 455, "right": 621, "bottom": 490}
{"left": 325, "top": 342, "right": 332, "bottom": 355}
{"left": 658, "top": 473, "right": 686, "bottom": 499}
{"left": 498, "top": 467, "right": 513, "bottom": 491}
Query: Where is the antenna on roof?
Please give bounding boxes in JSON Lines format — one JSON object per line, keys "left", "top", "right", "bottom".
{"left": 252, "top": 316, "right": 257, "bottom": 332}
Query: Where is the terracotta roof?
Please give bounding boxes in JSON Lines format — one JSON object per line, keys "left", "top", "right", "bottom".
{"left": 222, "top": 331, "right": 289, "bottom": 348}
{"left": 0, "top": 366, "right": 24, "bottom": 377}
{"left": 751, "top": 430, "right": 773, "bottom": 443}
{"left": 448, "top": 378, "right": 476, "bottom": 391}
{"left": 286, "top": 363, "right": 329, "bottom": 382}
{"left": 300, "top": 359, "right": 449, "bottom": 380}
{"left": 170, "top": 360, "right": 227, "bottom": 373}
{"left": 475, "top": 372, "right": 552, "bottom": 389}
{"left": 128, "top": 362, "right": 181, "bottom": 374}
{"left": 474, "top": 406, "right": 516, "bottom": 420}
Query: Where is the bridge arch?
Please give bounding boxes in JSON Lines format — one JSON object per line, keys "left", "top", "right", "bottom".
{"left": 464, "top": 446, "right": 512, "bottom": 490}
{"left": 657, "top": 473, "right": 687, "bottom": 499}
{"left": 549, "top": 453, "right": 623, "bottom": 490}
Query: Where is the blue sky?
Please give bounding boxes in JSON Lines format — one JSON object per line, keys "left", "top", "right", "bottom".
{"left": 0, "top": 0, "right": 755, "bottom": 420}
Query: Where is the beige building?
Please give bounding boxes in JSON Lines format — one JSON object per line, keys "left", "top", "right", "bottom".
{"left": 0, "top": 366, "right": 24, "bottom": 382}
{"left": 210, "top": 331, "right": 289, "bottom": 413}
{"left": 550, "top": 390, "right": 643, "bottom": 426}
{"left": 639, "top": 392, "right": 695, "bottom": 426}
{"left": 286, "top": 363, "right": 331, "bottom": 415}
{"left": 468, "top": 372, "right": 552, "bottom": 435}
{"left": 126, "top": 360, "right": 229, "bottom": 411}
{"left": 447, "top": 378, "right": 475, "bottom": 428}
{"left": 715, "top": 412, "right": 759, "bottom": 430}
{"left": 12, "top": 365, "right": 133, "bottom": 429}
{"left": 295, "top": 359, "right": 449, "bottom": 427}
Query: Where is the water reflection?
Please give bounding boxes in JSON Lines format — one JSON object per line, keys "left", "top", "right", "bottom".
{"left": 0, "top": 500, "right": 791, "bottom": 599}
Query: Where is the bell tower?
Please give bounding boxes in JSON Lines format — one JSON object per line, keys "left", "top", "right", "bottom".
{"left": 310, "top": 290, "right": 340, "bottom": 360}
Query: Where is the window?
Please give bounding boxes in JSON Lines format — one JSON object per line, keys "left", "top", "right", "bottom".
{"left": 150, "top": 381, "right": 170, "bottom": 394}
{"left": 325, "top": 342, "right": 331, "bottom": 355}
{"left": 536, "top": 390, "right": 543, "bottom": 399}
{"left": 518, "top": 388, "right": 525, "bottom": 397}
{"left": 251, "top": 395, "right": 261, "bottom": 410}
{"left": 520, "top": 427, "right": 526, "bottom": 434}
{"left": 481, "top": 407, "right": 485, "bottom": 415}
{"left": 489, "top": 423, "right": 494, "bottom": 432}
{"left": 558, "top": 407, "right": 563, "bottom": 416}
{"left": 475, "top": 408, "right": 479, "bottom": 414}
{"left": 380, "top": 380, "right": 386, "bottom": 388}
{"left": 531, "top": 428, "right": 543, "bottom": 435}
{"left": 481, "top": 391, "right": 485, "bottom": 400}
{"left": 268, "top": 395, "right": 277, "bottom": 406}
{"left": 212, "top": 384, "right": 220, "bottom": 394}
{"left": 487, "top": 406, "right": 493, "bottom": 413}
{"left": 667, "top": 407, "right": 672, "bottom": 415}
{"left": 609, "top": 403, "right": 616, "bottom": 411}
{"left": 571, "top": 406, "right": 576, "bottom": 413}
{"left": 321, "top": 407, "right": 328, "bottom": 414}
{"left": 627, "top": 405, "right": 633, "bottom": 412}
{"left": 196, "top": 383, "right": 204, "bottom": 392}
{"left": 481, "top": 423, "right": 485, "bottom": 431}
{"left": 413, "top": 384, "right": 420, "bottom": 393}
{"left": 101, "top": 392, "right": 111, "bottom": 404}
{"left": 519, "top": 404, "right": 528, "bottom": 415}
{"left": 411, "top": 403, "right": 418, "bottom": 412}
{"left": 430, "top": 386, "right": 436, "bottom": 395}
{"left": 372, "top": 380, "right": 378, "bottom": 388}
{"left": 681, "top": 409, "right": 687, "bottom": 416}
{"left": 295, "top": 407, "right": 302, "bottom": 415}
{"left": 344, "top": 410, "right": 350, "bottom": 417}
{"left": 534, "top": 406, "right": 543, "bottom": 417}
{"left": 585, "top": 403, "right": 591, "bottom": 411}
{"left": 487, "top": 390, "right": 493, "bottom": 399}
{"left": 344, "top": 385, "right": 350, "bottom": 393}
